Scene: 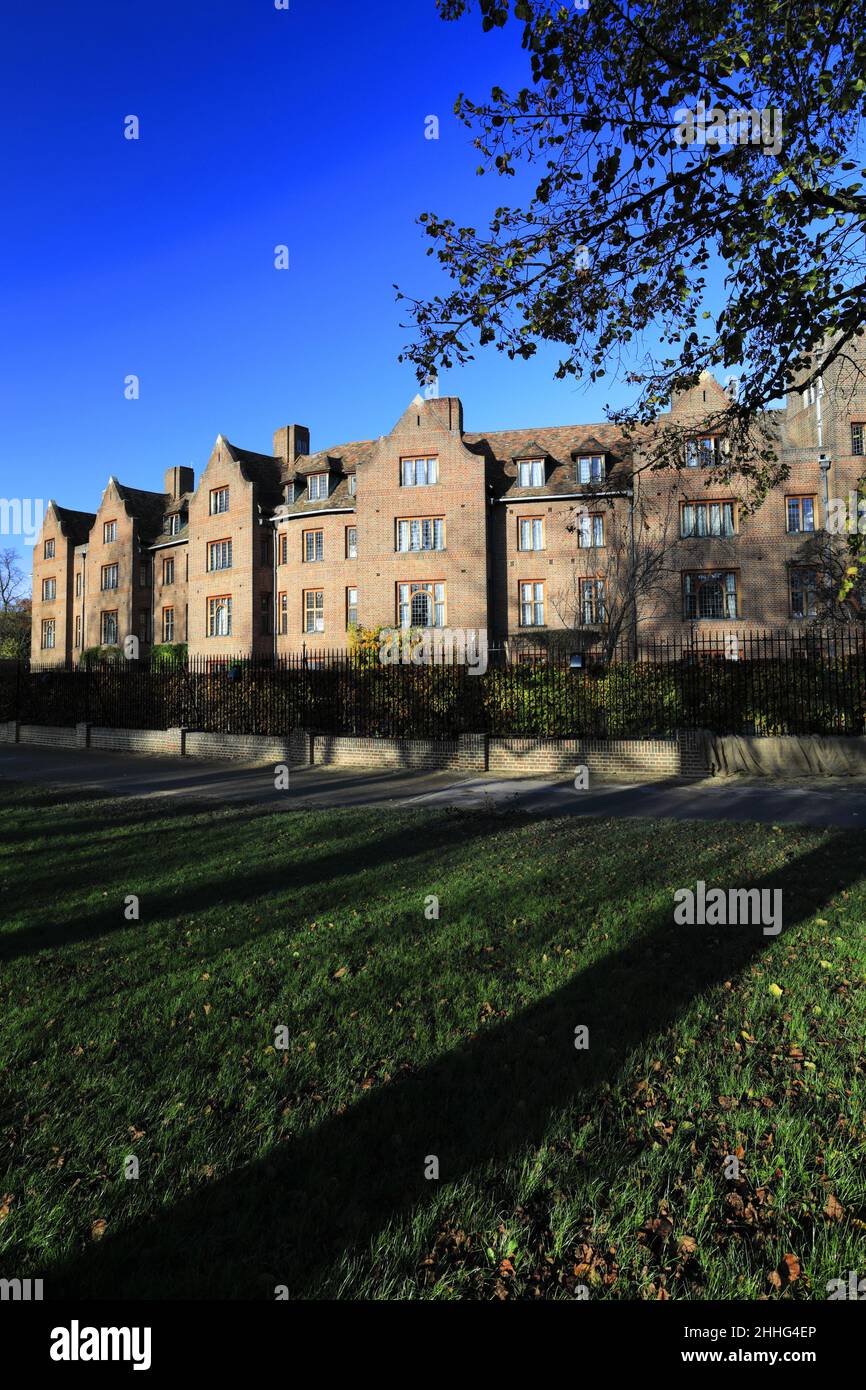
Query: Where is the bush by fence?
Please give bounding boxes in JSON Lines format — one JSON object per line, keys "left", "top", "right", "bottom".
{"left": 2, "top": 631, "right": 866, "bottom": 740}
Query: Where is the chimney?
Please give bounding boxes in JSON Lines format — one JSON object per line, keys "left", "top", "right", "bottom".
{"left": 273, "top": 424, "right": 311, "bottom": 462}
{"left": 164, "top": 465, "right": 194, "bottom": 499}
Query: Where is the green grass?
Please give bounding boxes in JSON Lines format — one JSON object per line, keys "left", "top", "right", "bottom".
{"left": 0, "top": 782, "right": 864, "bottom": 1300}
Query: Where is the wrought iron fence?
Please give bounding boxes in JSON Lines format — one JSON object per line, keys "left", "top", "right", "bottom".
{"left": 2, "top": 629, "right": 866, "bottom": 739}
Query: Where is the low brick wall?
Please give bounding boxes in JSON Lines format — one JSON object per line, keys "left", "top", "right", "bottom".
{"left": 489, "top": 731, "right": 709, "bottom": 780}
{"left": 2, "top": 723, "right": 711, "bottom": 779}
{"left": 312, "top": 734, "right": 459, "bottom": 770}
{"left": 185, "top": 730, "right": 307, "bottom": 764}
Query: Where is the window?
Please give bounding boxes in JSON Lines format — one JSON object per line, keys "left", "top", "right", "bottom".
{"left": 347, "top": 586, "right": 358, "bottom": 627}
{"left": 209, "top": 486, "right": 229, "bottom": 515}
{"left": 346, "top": 526, "right": 357, "bottom": 559}
{"left": 278, "top": 532, "right": 288, "bottom": 565}
{"left": 517, "top": 459, "right": 545, "bottom": 487}
{"left": 164, "top": 513, "right": 181, "bottom": 535}
{"left": 104, "top": 520, "right": 117, "bottom": 543}
{"left": 162, "top": 607, "right": 175, "bottom": 643}
{"left": 75, "top": 572, "right": 82, "bottom": 597}
{"left": 685, "top": 436, "right": 722, "bottom": 468}
{"left": 790, "top": 567, "right": 818, "bottom": 618}
{"left": 74, "top": 615, "right": 82, "bottom": 649}
{"left": 580, "top": 577, "right": 606, "bottom": 623}
{"left": 44, "top": 538, "right": 55, "bottom": 559}
{"left": 261, "top": 593, "right": 271, "bottom": 636}
{"left": 42, "top": 577, "right": 56, "bottom": 600}
{"left": 100, "top": 610, "right": 118, "bottom": 645}
{"left": 348, "top": 474, "right": 357, "bottom": 497}
{"left": 208, "top": 538, "right": 232, "bottom": 571}
{"left": 397, "top": 581, "right": 446, "bottom": 628}
{"left": 208, "top": 595, "right": 232, "bottom": 637}
{"left": 278, "top": 591, "right": 288, "bottom": 635}
{"left": 138, "top": 610, "right": 150, "bottom": 642}
{"left": 852, "top": 423, "right": 864, "bottom": 456}
{"left": 41, "top": 618, "right": 55, "bottom": 649}
{"left": 401, "top": 456, "right": 439, "bottom": 487}
{"left": 519, "top": 580, "right": 545, "bottom": 627}
{"left": 518, "top": 517, "right": 544, "bottom": 551}
{"left": 786, "top": 496, "right": 816, "bottom": 533}
{"left": 680, "top": 501, "right": 737, "bottom": 537}
{"left": 683, "top": 571, "right": 738, "bottom": 619}
{"left": 304, "top": 589, "right": 324, "bottom": 633}
{"left": 577, "top": 455, "right": 605, "bottom": 484}
{"left": 308, "top": 473, "right": 329, "bottom": 501}
{"left": 101, "top": 563, "right": 118, "bottom": 591}
{"left": 139, "top": 563, "right": 149, "bottom": 587}
{"left": 303, "top": 529, "right": 324, "bottom": 562}
{"left": 396, "top": 517, "right": 444, "bottom": 552}
{"left": 577, "top": 512, "right": 605, "bottom": 548}
{"left": 163, "top": 557, "right": 175, "bottom": 585}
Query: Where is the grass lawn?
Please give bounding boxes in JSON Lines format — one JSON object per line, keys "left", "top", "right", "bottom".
{"left": 0, "top": 781, "right": 864, "bottom": 1300}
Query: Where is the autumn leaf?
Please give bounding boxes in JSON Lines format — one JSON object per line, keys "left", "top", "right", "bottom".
{"left": 90, "top": 1219, "right": 108, "bottom": 1240}
{"left": 823, "top": 1194, "right": 845, "bottom": 1222}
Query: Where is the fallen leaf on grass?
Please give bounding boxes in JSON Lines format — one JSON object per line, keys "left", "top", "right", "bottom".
{"left": 823, "top": 1194, "right": 845, "bottom": 1222}
{"left": 90, "top": 1219, "right": 107, "bottom": 1241}
{"left": 768, "top": 1253, "right": 800, "bottom": 1290}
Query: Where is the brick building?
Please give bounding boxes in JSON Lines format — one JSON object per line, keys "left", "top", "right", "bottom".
{"left": 31, "top": 350, "right": 866, "bottom": 664}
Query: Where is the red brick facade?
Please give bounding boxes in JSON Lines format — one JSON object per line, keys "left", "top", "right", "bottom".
{"left": 30, "top": 350, "right": 866, "bottom": 664}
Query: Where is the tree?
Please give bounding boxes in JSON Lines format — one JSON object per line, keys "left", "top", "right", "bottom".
{"left": 399, "top": 0, "right": 866, "bottom": 492}
{"left": 0, "top": 549, "right": 31, "bottom": 659}
{"left": 548, "top": 494, "right": 683, "bottom": 659}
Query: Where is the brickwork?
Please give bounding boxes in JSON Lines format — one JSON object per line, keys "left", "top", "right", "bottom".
{"left": 31, "top": 341, "right": 866, "bottom": 664}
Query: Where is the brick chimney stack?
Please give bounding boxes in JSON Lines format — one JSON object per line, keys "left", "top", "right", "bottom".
{"left": 164, "top": 465, "right": 194, "bottom": 499}
{"left": 273, "top": 425, "right": 311, "bottom": 463}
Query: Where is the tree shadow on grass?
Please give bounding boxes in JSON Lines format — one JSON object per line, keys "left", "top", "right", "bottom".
{"left": 38, "top": 828, "right": 860, "bottom": 1300}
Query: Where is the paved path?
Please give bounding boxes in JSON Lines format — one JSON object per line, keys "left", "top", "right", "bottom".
{"left": 2, "top": 744, "right": 866, "bottom": 827}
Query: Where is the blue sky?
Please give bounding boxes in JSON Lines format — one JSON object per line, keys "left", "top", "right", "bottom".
{"left": 1, "top": 0, "right": 648, "bottom": 582}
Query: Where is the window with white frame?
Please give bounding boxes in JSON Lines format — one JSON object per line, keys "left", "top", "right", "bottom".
{"left": 519, "top": 580, "right": 545, "bottom": 626}
{"left": 346, "top": 526, "right": 357, "bottom": 559}
{"left": 208, "top": 538, "right": 232, "bottom": 571}
{"left": 517, "top": 459, "right": 545, "bottom": 487}
{"left": 685, "top": 436, "right": 723, "bottom": 468}
{"left": 347, "top": 586, "right": 358, "bottom": 627}
{"left": 786, "top": 496, "right": 816, "bottom": 533}
{"left": 207, "top": 595, "right": 232, "bottom": 637}
{"left": 580, "top": 577, "right": 606, "bottom": 623}
{"left": 397, "top": 581, "right": 445, "bottom": 628}
{"left": 41, "top": 618, "right": 55, "bottom": 649}
{"left": 852, "top": 423, "right": 864, "bottom": 456}
{"left": 681, "top": 501, "right": 736, "bottom": 537}
{"left": 518, "top": 516, "right": 544, "bottom": 551}
{"left": 577, "top": 512, "right": 605, "bottom": 547}
{"left": 683, "top": 570, "right": 738, "bottom": 619}
{"left": 44, "top": 538, "right": 55, "bottom": 559}
{"left": 308, "top": 473, "right": 329, "bottom": 500}
{"left": 348, "top": 474, "right": 357, "bottom": 496}
{"left": 42, "top": 576, "right": 56, "bottom": 600}
{"left": 103, "top": 520, "right": 117, "bottom": 542}
{"left": 577, "top": 454, "right": 605, "bottom": 484}
{"left": 400, "top": 456, "right": 438, "bottom": 487}
{"left": 304, "top": 529, "right": 324, "bottom": 562}
{"left": 278, "top": 591, "right": 288, "bottom": 635}
{"left": 209, "top": 487, "right": 229, "bottom": 515}
{"left": 396, "top": 517, "right": 444, "bottom": 551}
{"left": 162, "top": 607, "right": 175, "bottom": 642}
{"left": 100, "top": 610, "right": 118, "bottom": 644}
{"left": 101, "top": 563, "right": 118, "bottom": 590}
{"left": 304, "top": 589, "right": 324, "bottom": 632}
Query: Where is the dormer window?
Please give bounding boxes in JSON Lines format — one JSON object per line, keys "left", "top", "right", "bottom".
{"left": 348, "top": 474, "right": 357, "bottom": 496}
{"left": 308, "top": 473, "right": 329, "bottom": 501}
{"left": 685, "top": 436, "right": 724, "bottom": 468}
{"left": 577, "top": 454, "right": 604, "bottom": 484}
{"left": 517, "top": 459, "right": 545, "bottom": 487}
{"left": 164, "top": 513, "right": 181, "bottom": 535}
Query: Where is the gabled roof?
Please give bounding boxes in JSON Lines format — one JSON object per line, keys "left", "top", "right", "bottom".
{"left": 51, "top": 504, "right": 96, "bottom": 544}
{"left": 287, "top": 440, "right": 375, "bottom": 481}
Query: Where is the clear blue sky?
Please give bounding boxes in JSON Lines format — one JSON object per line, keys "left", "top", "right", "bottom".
{"left": 1, "top": 0, "right": 647, "bottom": 584}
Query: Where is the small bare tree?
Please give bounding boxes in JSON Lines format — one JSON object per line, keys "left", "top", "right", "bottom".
{"left": 0, "top": 548, "right": 31, "bottom": 659}
{"left": 549, "top": 495, "right": 680, "bottom": 660}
